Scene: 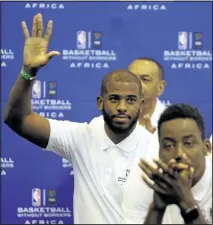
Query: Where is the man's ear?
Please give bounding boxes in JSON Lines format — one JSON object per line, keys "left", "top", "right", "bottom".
{"left": 157, "top": 80, "right": 166, "bottom": 97}
{"left": 97, "top": 96, "right": 103, "bottom": 111}
{"left": 203, "top": 139, "right": 212, "bottom": 157}
{"left": 139, "top": 97, "right": 146, "bottom": 114}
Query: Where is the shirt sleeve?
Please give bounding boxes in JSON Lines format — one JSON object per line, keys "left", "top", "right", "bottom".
{"left": 45, "top": 119, "right": 88, "bottom": 161}
{"left": 121, "top": 162, "right": 154, "bottom": 224}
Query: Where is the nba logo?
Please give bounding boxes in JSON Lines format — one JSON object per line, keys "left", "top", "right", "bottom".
{"left": 77, "top": 31, "right": 87, "bottom": 49}
{"left": 32, "top": 80, "right": 41, "bottom": 99}
{"left": 178, "top": 32, "right": 188, "bottom": 50}
{"left": 32, "top": 188, "right": 41, "bottom": 206}
{"left": 125, "top": 169, "right": 130, "bottom": 178}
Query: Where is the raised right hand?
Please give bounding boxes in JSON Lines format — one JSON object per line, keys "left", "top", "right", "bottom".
{"left": 22, "top": 13, "right": 60, "bottom": 70}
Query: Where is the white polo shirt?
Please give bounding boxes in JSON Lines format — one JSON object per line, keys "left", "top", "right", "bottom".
{"left": 122, "top": 146, "right": 212, "bottom": 224}
{"left": 45, "top": 116, "right": 156, "bottom": 224}
{"left": 150, "top": 98, "right": 166, "bottom": 128}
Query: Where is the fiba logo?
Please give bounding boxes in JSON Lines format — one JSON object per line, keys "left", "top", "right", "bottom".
{"left": 32, "top": 188, "right": 41, "bottom": 207}
{"left": 77, "top": 31, "right": 87, "bottom": 49}
{"left": 178, "top": 31, "right": 188, "bottom": 50}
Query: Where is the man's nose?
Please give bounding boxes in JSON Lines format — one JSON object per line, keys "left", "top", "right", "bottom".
{"left": 117, "top": 100, "right": 127, "bottom": 113}
{"left": 175, "top": 145, "right": 184, "bottom": 162}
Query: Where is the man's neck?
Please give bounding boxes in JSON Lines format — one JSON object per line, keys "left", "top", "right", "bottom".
{"left": 139, "top": 98, "right": 157, "bottom": 126}
{"left": 104, "top": 124, "right": 136, "bottom": 144}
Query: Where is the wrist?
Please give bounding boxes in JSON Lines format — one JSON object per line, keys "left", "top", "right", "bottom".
{"left": 150, "top": 202, "right": 167, "bottom": 212}
{"left": 179, "top": 198, "right": 199, "bottom": 223}
{"left": 23, "top": 66, "right": 38, "bottom": 77}
{"left": 178, "top": 194, "right": 197, "bottom": 212}
{"left": 20, "top": 67, "right": 38, "bottom": 81}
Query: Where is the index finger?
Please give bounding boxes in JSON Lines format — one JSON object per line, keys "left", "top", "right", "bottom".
{"left": 153, "top": 159, "right": 168, "bottom": 171}
{"left": 153, "top": 159, "right": 176, "bottom": 178}
{"left": 139, "top": 159, "right": 157, "bottom": 173}
{"left": 44, "top": 20, "right": 53, "bottom": 42}
{"left": 21, "top": 21, "right": 30, "bottom": 39}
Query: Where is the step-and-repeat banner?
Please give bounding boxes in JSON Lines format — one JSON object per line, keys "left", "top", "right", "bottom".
{"left": 1, "top": 2, "right": 212, "bottom": 224}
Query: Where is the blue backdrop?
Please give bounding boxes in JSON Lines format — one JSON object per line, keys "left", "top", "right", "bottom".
{"left": 1, "top": 2, "right": 212, "bottom": 224}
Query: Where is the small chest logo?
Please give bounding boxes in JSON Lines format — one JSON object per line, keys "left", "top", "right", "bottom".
{"left": 117, "top": 169, "right": 131, "bottom": 187}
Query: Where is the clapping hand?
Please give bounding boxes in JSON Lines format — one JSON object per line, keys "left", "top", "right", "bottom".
{"left": 138, "top": 154, "right": 195, "bottom": 210}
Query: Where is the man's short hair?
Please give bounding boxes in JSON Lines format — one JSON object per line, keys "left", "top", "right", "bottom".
{"left": 158, "top": 103, "right": 205, "bottom": 140}
{"left": 135, "top": 57, "right": 164, "bottom": 80}
{"left": 101, "top": 69, "right": 142, "bottom": 97}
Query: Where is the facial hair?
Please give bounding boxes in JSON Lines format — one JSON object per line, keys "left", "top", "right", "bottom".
{"left": 102, "top": 107, "right": 140, "bottom": 134}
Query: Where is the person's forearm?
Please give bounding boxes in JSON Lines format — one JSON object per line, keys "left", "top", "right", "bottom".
{"left": 144, "top": 203, "right": 165, "bottom": 224}
{"left": 4, "top": 69, "right": 36, "bottom": 126}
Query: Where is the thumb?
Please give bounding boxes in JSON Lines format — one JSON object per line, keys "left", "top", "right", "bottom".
{"left": 47, "top": 51, "right": 60, "bottom": 61}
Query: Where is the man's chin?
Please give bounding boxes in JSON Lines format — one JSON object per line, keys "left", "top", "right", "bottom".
{"left": 111, "top": 123, "right": 131, "bottom": 132}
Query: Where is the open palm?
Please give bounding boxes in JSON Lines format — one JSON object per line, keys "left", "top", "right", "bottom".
{"left": 22, "top": 13, "right": 60, "bottom": 69}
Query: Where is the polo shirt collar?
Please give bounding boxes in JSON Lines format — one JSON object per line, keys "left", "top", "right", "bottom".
{"left": 101, "top": 124, "right": 141, "bottom": 153}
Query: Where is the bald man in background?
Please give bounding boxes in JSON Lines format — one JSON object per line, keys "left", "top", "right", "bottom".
{"left": 128, "top": 57, "right": 166, "bottom": 132}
